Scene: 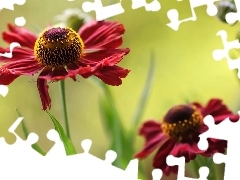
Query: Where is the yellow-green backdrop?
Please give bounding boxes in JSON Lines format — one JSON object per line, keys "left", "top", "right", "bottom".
{"left": 0, "top": 1, "right": 239, "bottom": 179}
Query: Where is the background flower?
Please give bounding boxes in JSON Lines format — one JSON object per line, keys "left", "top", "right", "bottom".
{"left": 134, "top": 99, "right": 239, "bottom": 176}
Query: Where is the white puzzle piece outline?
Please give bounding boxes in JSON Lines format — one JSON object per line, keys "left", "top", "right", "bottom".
{"left": 198, "top": 114, "right": 240, "bottom": 180}
{"left": 167, "top": 0, "right": 220, "bottom": 31}
{"left": 0, "top": 118, "right": 140, "bottom": 180}
{"left": 166, "top": 155, "right": 209, "bottom": 180}
{"left": 212, "top": 30, "right": 240, "bottom": 78}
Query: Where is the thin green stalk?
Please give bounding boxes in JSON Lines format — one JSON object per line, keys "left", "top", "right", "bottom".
{"left": 59, "top": 80, "right": 70, "bottom": 139}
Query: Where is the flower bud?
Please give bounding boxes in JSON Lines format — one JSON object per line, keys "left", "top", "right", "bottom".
{"left": 53, "top": 8, "right": 93, "bottom": 31}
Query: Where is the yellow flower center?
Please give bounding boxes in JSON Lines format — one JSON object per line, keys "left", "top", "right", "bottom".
{"left": 161, "top": 105, "right": 203, "bottom": 142}
{"left": 34, "top": 27, "right": 84, "bottom": 67}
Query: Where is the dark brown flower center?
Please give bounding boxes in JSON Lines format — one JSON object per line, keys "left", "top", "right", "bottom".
{"left": 34, "top": 27, "right": 84, "bottom": 67}
{"left": 161, "top": 105, "right": 203, "bottom": 142}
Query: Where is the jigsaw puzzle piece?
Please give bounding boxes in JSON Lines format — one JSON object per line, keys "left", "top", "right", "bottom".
{"left": 225, "top": 1, "right": 240, "bottom": 24}
{"left": 212, "top": 137, "right": 240, "bottom": 180}
{"left": 64, "top": 139, "right": 138, "bottom": 180}
{"left": 45, "top": 129, "right": 66, "bottom": 157}
{"left": 0, "top": 0, "right": 26, "bottom": 10}
{"left": 166, "top": 155, "right": 209, "bottom": 180}
{"left": 131, "top": 0, "right": 161, "bottom": 11}
{"left": 198, "top": 112, "right": 240, "bottom": 180}
{"left": 0, "top": 42, "right": 21, "bottom": 58}
{"left": 82, "top": 0, "right": 124, "bottom": 20}
{"left": 152, "top": 169, "right": 163, "bottom": 180}
{"left": 212, "top": 30, "right": 240, "bottom": 78}
{"left": 167, "top": 0, "right": 219, "bottom": 31}
{"left": 0, "top": 85, "right": 8, "bottom": 97}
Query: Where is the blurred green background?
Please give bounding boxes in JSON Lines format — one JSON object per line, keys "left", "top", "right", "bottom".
{"left": 0, "top": 0, "right": 240, "bottom": 179}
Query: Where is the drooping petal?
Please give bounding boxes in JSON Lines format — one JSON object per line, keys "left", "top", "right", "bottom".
{"left": 67, "top": 62, "right": 80, "bottom": 81}
{"left": 38, "top": 67, "right": 53, "bottom": 80}
{"left": 37, "top": 78, "right": 51, "bottom": 110}
{"left": 39, "top": 66, "right": 74, "bottom": 81}
{"left": 2, "top": 24, "right": 37, "bottom": 49}
{"left": 51, "top": 66, "right": 68, "bottom": 81}
{"left": 79, "top": 20, "right": 125, "bottom": 50}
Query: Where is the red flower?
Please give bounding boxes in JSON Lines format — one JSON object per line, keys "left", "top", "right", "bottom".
{"left": 0, "top": 21, "right": 130, "bottom": 110}
{"left": 134, "top": 99, "right": 239, "bottom": 176}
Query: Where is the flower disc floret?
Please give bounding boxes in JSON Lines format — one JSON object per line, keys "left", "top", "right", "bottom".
{"left": 161, "top": 105, "right": 203, "bottom": 141}
{"left": 34, "top": 27, "right": 84, "bottom": 67}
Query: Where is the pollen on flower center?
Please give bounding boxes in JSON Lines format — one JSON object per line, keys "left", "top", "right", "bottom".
{"left": 161, "top": 105, "right": 203, "bottom": 141}
{"left": 34, "top": 27, "right": 84, "bottom": 67}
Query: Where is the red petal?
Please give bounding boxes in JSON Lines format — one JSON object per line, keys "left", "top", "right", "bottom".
{"left": 80, "top": 52, "right": 130, "bottom": 86}
{"left": 134, "top": 120, "right": 167, "bottom": 158}
{"left": 0, "top": 47, "right": 34, "bottom": 62}
{"left": 79, "top": 20, "right": 125, "bottom": 50}
{"left": 152, "top": 139, "right": 176, "bottom": 176}
{"left": 51, "top": 66, "right": 68, "bottom": 81}
{"left": 0, "top": 67, "right": 19, "bottom": 85}
{"left": 2, "top": 59, "right": 41, "bottom": 75}
{"left": 2, "top": 24, "right": 37, "bottom": 49}
{"left": 93, "top": 66, "right": 130, "bottom": 86}
{"left": 39, "top": 66, "right": 74, "bottom": 81}
{"left": 67, "top": 62, "right": 80, "bottom": 81}
{"left": 83, "top": 48, "right": 129, "bottom": 63}
{"left": 138, "top": 120, "right": 162, "bottom": 141}
{"left": 134, "top": 133, "right": 167, "bottom": 158}
{"left": 37, "top": 78, "right": 51, "bottom": 110}
{"left": 192, "top": 98, "right": 239, "bottom": 123}
{"left": 170, "top": 143, "right": 199, "bottom": 161}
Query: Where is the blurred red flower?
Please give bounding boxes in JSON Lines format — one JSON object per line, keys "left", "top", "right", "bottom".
{"left": 134, "top": 99, "right": 239, "bottom": 176}
{"left": 0, "top": 21, "right": 130, "bottom": 110}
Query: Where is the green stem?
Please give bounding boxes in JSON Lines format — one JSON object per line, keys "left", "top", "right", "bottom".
{"left": 59, "top": 80, "right": 70, "bottom": 139}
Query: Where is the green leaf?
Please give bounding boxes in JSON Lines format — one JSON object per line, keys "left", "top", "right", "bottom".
{"left": 16, "top": 109, "right": 46, "bottom": 156}
{"left": 46, "top": 111, "right": 77, "bottom": 155}
{"left": 98, "top": 85, "right": 125, "bottom": 166}
{"left": 129, "top": 54, "right": 155, "bottom": 140}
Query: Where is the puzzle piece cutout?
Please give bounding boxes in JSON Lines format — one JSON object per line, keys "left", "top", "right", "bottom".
{"left": 167, "top": 0, "right": 219, "bottom": 31}
{"left": 0, "top": 0, "right": 26, "bottom": 11}
{"left": 0, "top": 42, "right": 21, "bottom": 97}
{"left": 150, "top": 169, "right": 162, "bottom": 180}
{"left": 0, "top": 117, "right": 139, "bottom": 180}
{"left": 225, "top": 1, "right": 240, "bottom": 24}
{"left": 166, "top": 155, "right": 209, "bottom": 180}
{"left": 82, "top": 0, "right": 161, "bottom": 21}
{"left": 0, "top": 85, "right": 8, "bottom": 97}
{"left": 131, "top": 0, "right": 161, "bottom": 12}
{"left": 82, "top": 0, "right": 124, "bottom": 21}
{"left": 212, "top": 30, "right": 240, "bottom": 78}
{"left": 0, "top": 0, "right": 26, "bottom": 26}
{"left": 198, "top": 113, "right": 240, "bottom": 180}
{"left": 0, "top": 42, "right": 21, "bottom": 58}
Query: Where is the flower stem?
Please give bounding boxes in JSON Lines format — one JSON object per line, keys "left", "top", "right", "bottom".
{"left": 59, "top": 80, "right": 70, "bottom": 139}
